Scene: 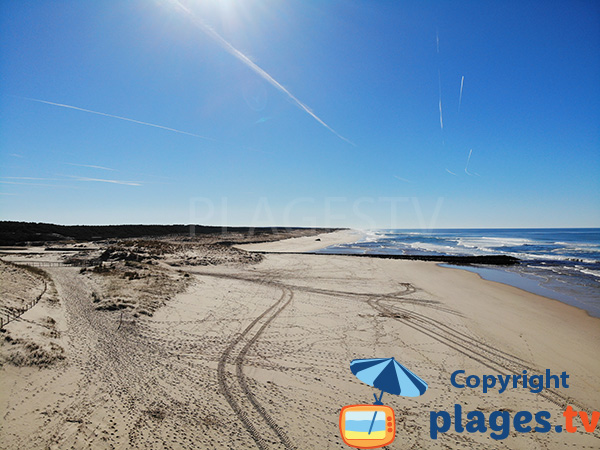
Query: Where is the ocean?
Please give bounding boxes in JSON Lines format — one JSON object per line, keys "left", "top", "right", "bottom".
{"left": 317, "top": 229, "right": 600, "bottom": 318}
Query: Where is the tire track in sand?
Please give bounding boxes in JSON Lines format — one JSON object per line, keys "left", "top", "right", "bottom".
{"left": 367, "top": 290, "right": 595, "bottom": 415}
{"left": 217, "top": 284, "right": 296, "bottom": 450}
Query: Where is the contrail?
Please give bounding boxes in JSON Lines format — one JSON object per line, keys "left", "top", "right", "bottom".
{"left": 394, "top": 175, "right": 412, "bottom": 183}
{"left": 171, "top": 1, "right": 354, "bottom": 146}
{"left": 438, "top": 70, "right": 444, "bottom": 131}
{"left": 74, "top": 176, "right": 141, "bottom": 186}
{"left": 0, "top": 180, "right": 77, "bottom": 188}
{"left": 458, "top": 76, "right": 464, "bottom": 112}
{"left": 2, "top": 176, "right": 60, "bottom": 181}
{"left": 445, "top": 168, "right": 457, "bottom": 176}
{"left": 66, "top": 163, "right": 116, "bottom": 171}
{"left": 436, "top": 31, "right": 444, "bottom": 141}
{"left": 20, "top": 97, "right": 214, "bottom": 140}
{"left": 465, "top": 149, "right": 473, "bottom": 175}
{"left": 2, "top": 175, "right": 141, "bottom": 187}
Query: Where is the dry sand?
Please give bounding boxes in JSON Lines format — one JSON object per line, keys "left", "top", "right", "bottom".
{"left": 1, "top": 232, "right": 599, "bottom": 449}
{"left": 235, "top": 229, "right": 363, "bottom": 253}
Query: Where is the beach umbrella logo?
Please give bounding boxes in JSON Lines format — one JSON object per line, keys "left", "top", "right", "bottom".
{"left": 339, "top": 357, "right": 428, "bottom": 449}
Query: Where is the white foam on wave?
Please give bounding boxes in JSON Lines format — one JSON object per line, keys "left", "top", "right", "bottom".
{"left": 555, "top": 241, "right": 600, "bottom": 248}
{"left": 362, "top": 230, "right": 387, "bottom": 243}
{"left": 364, "top": 230, "right": 600, "bottom": 264}
{"left": 575, "top": 266, "right": 600, "bottom": 279}
{"left": 502, "top": 251, "right": 599, "bottom": 264}
{"left": 551, "top": 246, "right": 600, "bottom": 254}
{"left": 408, "top": 242, "right": 466, "bottom": 255}
{"left": 454, "top": 239, "right": 496, "bottom": 253}
{"left": 450, "top": 238, "right": 598, "bottom": 263}
{"left": 528, "top": 264, "right": 579, "bottom": 278}
{"left": 457, "top": 236, "right": 538, "bottom": 249}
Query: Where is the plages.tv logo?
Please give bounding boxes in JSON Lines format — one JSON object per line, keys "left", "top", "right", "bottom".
{"left": 339, "top": 357, "right": 428, "bottom": 449}
{"left": 430, "top": 369, "right": 600, "bottom": 440}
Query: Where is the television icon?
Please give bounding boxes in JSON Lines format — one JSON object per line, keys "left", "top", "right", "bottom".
{"left": 339, "top": 404, "right": 396, "bottom": 449}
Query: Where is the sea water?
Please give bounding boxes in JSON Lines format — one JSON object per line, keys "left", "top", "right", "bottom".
{"left": 317, "top": 229, "right": 600, "bottom": 318}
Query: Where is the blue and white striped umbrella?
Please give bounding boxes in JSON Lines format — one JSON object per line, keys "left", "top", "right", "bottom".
{"left": 350, "top": 357, "right": 428, "bottom": 397}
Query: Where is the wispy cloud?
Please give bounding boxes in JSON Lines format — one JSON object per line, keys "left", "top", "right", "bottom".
{"left": 73, "top": 176, "right": 142, "bottom": 186}
{"left": 171, "top": 1, "right": 354, "bottom": 146}
{"left": 394, "top": 175, "right": 412, "bottom": 183}
{"left": 9, "top": 153, "right": 24, "bottom": 158}
{"left": 20, "top": 97, "right": 214, "bottom": 140}
{"left": 65, "top": 163, "right": 116, "bottom": 171}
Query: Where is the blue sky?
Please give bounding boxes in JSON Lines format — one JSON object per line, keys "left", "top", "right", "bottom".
{"left": 1, "top": 0, "right": 598, "bottom": 228}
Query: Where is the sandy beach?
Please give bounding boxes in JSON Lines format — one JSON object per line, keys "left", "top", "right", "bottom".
{"left": 1, "top": 230, "right": 599, "bottom": 449}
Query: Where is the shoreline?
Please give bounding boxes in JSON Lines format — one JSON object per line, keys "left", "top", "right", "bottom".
{"left": 440, "top": 262, "right": 600, "bottom": 320}
{"left": 442, "top": 263, "right": 600, "bottom": 319}
{"left": 245, "top": 229, "right": 598, "bottom": 319}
